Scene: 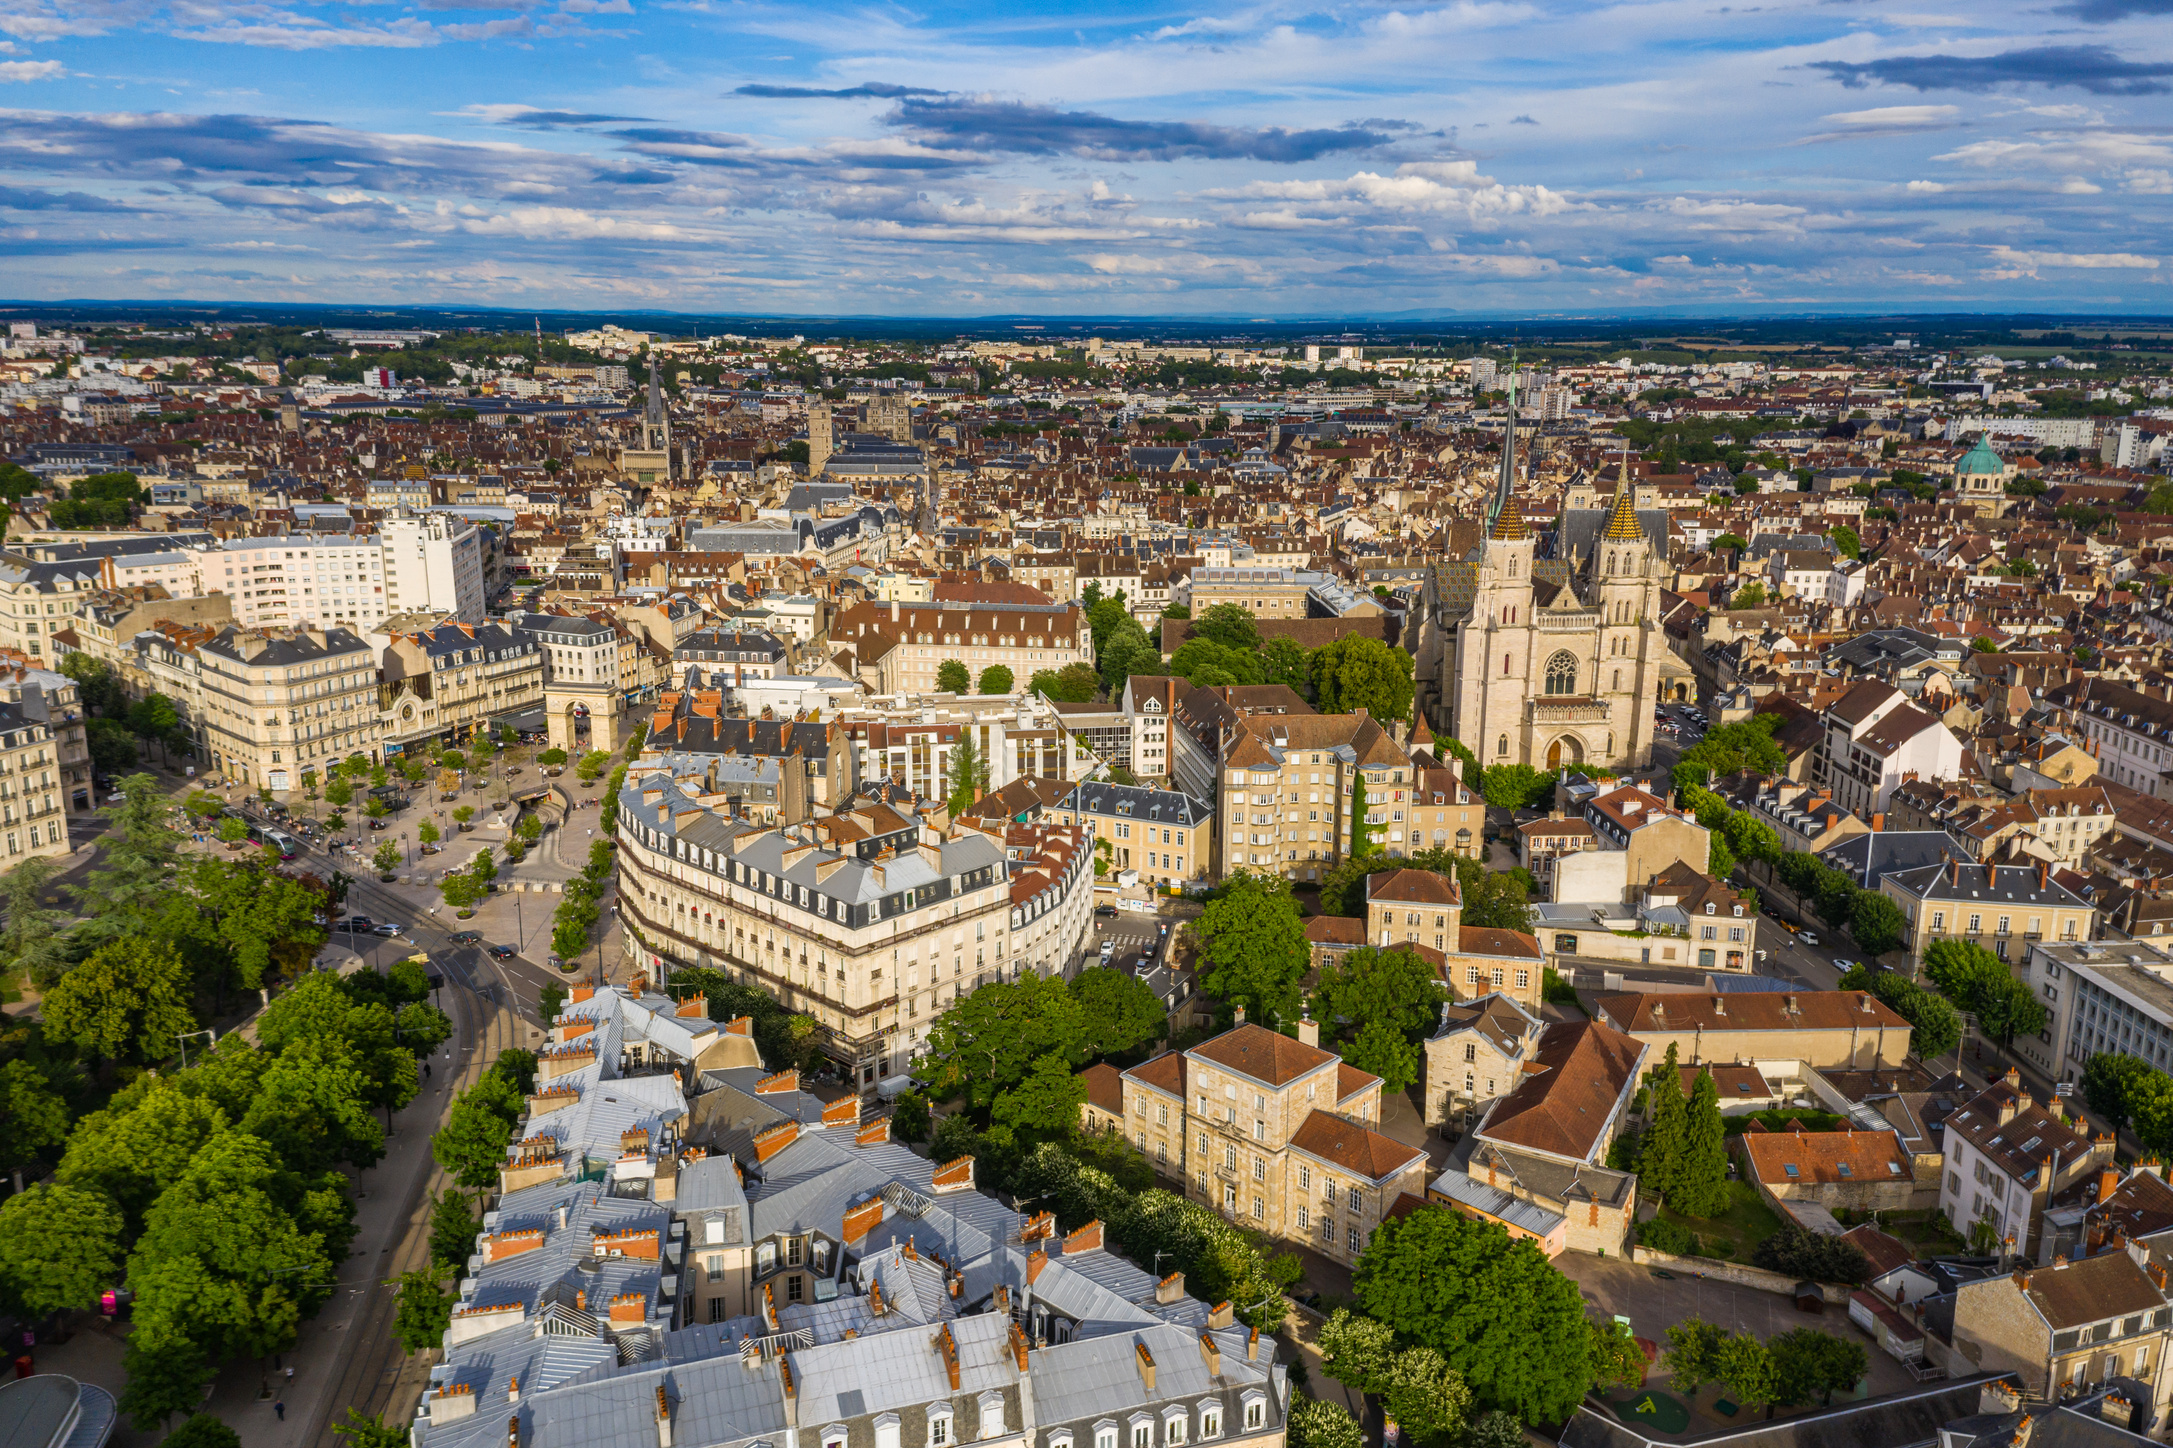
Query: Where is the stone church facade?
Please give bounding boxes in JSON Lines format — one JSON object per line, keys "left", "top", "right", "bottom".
{"left": 1447, "top": 428, "right": 1671, "bottom": 774}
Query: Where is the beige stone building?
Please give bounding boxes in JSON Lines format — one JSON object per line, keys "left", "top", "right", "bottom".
{"left": 1361, "top": 867, "right": 1547, "bottom": 1012}
{"left": 1949, "top": 1251, "right": 2172, "bottom": 1402}
{"left": 1881, "top": 858, "right": 2096, "bottom": 970}
{"left": 199, "top": 625, "right": 383, "bottom": 791}
{"left": 831, "top": 600, "right": 1093, "bottom": 697}
{"left": 616, "top": 768, "right": 1093, "bottom": 1086}
{"left": 1446, "top": 449, "right": 1671, "bottom": 774}
{"left": 376, "top": 614, "right": 545, "bottom": 760}
{"left": 0, "top": 667, "right": 86, "bottom": 861}
{"left": 1591, "top": 989, "right": 1914, "bottom": 1071}
{"left": 1111, "top": 1021, "right": 1428, "bottom": 1266}
{"left": 1216, "top": 709, "right": 1412, "bottom": 882}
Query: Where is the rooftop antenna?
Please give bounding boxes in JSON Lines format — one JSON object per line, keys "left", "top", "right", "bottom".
{"left": 534, "top": 317, "right": 542, "bottom": 364}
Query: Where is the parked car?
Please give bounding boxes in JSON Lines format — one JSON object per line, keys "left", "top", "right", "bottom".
{"left": 1833, "top": 957, "right": 1857, "bottom": 973}
{"left": 1094, "top": 903, "right": 1117, "bottom": 918}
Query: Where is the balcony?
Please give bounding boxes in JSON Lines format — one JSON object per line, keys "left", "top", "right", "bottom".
{"left": 1530, "top": 696, "right": 1610, "bottom": 725}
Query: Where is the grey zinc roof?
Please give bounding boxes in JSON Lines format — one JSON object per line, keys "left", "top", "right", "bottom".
{"left": 527, "top": 1073, "right": 686, "bottom": 1164}
{"left": 674, "top": 1156, "right": 749, "bottom": 1218}
{"left": 791, "top": 1310, "right": 1017, "bottom": 1428}
{"left": 1030, "top": 1321, "right": 1276, "bottom": 1437}
{"left": 518, "top": 1351, "right": 791, "bottom": 1448}
{"left": 414, "top": 1324, "right": 619, "bottom": 1448}
{"left": 464, "top": 1183, "right": 669, "bottom": 1319}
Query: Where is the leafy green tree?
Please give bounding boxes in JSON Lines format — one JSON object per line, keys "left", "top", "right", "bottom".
{"left": 1028, "top": 663, "right": 1101, "bottom": 702}
{"left": 1711, "top": 533, "right": 1747, "bottom": 554}
{"left": 241, "top": 1037, "right": 389, "bottom": 1172}
{"left": 1259, "top": 636, "right": 1311, "bottom": 693}
{"left": 417, "top": 819, "right": 440, "bottom": 847}
{"left": 1830, "top": 525, "right": 1861, "bottom": 559}
{"left": 429, "top": 1191, "right": 479, "bottom": 1269}
{"left": 80, "top": 773, "right": 183, "bottom": 932}
{"left": 1836, "top": 964, "right": 1961, "bottom": 1063}
{"left": 1730, "top": 581, "right": 1768, "bottom": 610}
{"left": 1923, "top": 939, "right": 2047, "bottom": 1045}
{"left": 1849, "top": 891, "right": 1908, "bottom": 957}
{"left": 1750, "top": 1224, "right": 1870, "bottom": 1284}
{"left": 978, "top": 664, "right": 1015, "bottom": 694}
{"left": 119, "top": 1329, "right": 208, "bottom": 1432}
{"left": 989, "top": 1052, "right": 1089, "bottom": 1143}
{"left": 1317, "top": 1307, "right": 1396, "bottom": 1392}
{"left": 891, "top": 1088, "right": 931, "bottom": 1142}
{"left": 1344, "top": 1018, "right": 1421, "bottom": 1091}
{"left": 920, "top": 973, "right": 1087, "bottom": 1112}
{"left": 1461, "top": 1414, "right": 1528, "bottom": 1448}
{"left": 1193, "top": 603, "right": 1261, "bottom": 654}
{"left": 1285, "top": 1398, "right": 1361, "bottom": 1448}
{"left": 1354, "top": 1205, "right": 1596, "bottom": 1424}
{"left": 441, "top": 871, "right": 484, "bottom": 913}
{"left": 1479, "top": 762, "right": 1553, "bottom": 810}
{"left": 390, "top": 1266, "right": 456, "bottom": 1353}
{"left": 330, "top": 1409, "right": 411, "bottom": 1448}
{"left": 0, "top": 1057, "right": 70, "bottom": 1186}
{"left": 1378, "top": 1346, "right": 1474, "bottom": 1448}
{"left": 1456, "top": 858, "right": 1538, "bottom": 935}
{"left": 1169, "top": 637, "right": 1263, "bottom": 688}
{"left": 1191, "top": 871, "right": 1309, "bottom": 1027}
{"left": 1671, "top": 713, "right": 1786, "bottom": 793}
{"left": 127, "top": 692, "right": 182, "bottom": 759}
{"left": 43, "top": 939, "right": 198, "bottom": 1069}
{"left": 431, "top": 1071, "right": 525, "bottom": 1193}
{"left": 1069, "top": 966, "right": 1168, "bottom": 1059}
{"left": 1640, "top": 1043, "right": 1686, "bottom": 1207}
{"left": 470, "top": 847, "right": 498, "bottom": 886}
{"left": 0, "top": 1181, "right": 124, "bottom": 1319}
{"left": 60, "top": 651, "right": 127, "bottom": 716}
{"left": 86, "top": 718, "right": 139, "bottom": 777}
{"left": 0, "top": 856, "right": 71, "bottom": 989}
{"left": 936, "top": 659, "right": 972, "bottom": 693}
{"left": 947, "top": 732, "right": 989, "bottom": 815}
{"left": 215, "top": 816, "right": 249, "bottom": 847}
{"left": 192, "top": 856, "right": 327, "bottom": 1001}
{"left": 163, "top": 1415, "right": 241, "bottom": 1448}
{"left": 1674, "top": 1067, "right": 1732, "bottom": 1217}
{"left": 1348, "top": 770, "right": 1373, "bottom": 860}
{"left": 2084, "top": 1051, "right": 2161, "bottom": 1135}
{"left": 1767, "top": 1328, "right": 1866, "bottom": 1407}
{"left": 58, "top": 1083, "right": 226, "bottom": 1233}
{"left": 1310, "top": 635, "right": 1415, "bottom": 722}
{"left": 1589, "top": 1319, "right": 1649, "bottom": 1390}
{"left": 373, "top": 840, "right": 400, "bottom": 874}
{"left": 1315, "top": 948, "right": 1445, "bottom": 1041}
{"left": 538, "top": 747, "right": 569, "bottom": 768}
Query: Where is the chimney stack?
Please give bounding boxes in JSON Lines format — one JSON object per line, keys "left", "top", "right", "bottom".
{"left": 1296, "top": 1016, "right": 1318, "bottom": 1049}
{"left": 656, "top": 1387, "right": 673, "bottom": 1448}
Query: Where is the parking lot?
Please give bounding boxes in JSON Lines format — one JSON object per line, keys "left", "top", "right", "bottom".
{"left": 1093, "top": 912, "right": 1169, "bottom": 972}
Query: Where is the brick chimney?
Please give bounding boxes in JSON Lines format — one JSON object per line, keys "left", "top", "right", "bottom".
{"left": 2101, "top": 1168, "right": 2120, "bottom": 1204}
{"left": 655, "top": 1386, "right": 672, "bottom": 1448}
{"left": 1135, "top": 1341, "right": 1157, "bottom": 1396}
{"left": 1156, "top": 1271, "right": 1185, "bottom": 1305}
{"left": 856, "top": 1115, "right": 891, "bottom": 1147}
{"left": 1064, "top": 1219, "right": 1104, "bottom": 1254}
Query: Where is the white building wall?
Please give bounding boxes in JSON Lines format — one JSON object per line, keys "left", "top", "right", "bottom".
{"left": 381, "top": 515, "right": 485, "bottom": 622}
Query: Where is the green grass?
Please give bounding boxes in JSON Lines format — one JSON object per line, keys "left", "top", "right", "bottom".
{"left": 1655, "top": 1180, "right": 1785, "bottom": 1262}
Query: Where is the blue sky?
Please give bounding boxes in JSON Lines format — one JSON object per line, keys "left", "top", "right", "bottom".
{"left": 0, "top": 0, "right": 2168, "bottom": 314}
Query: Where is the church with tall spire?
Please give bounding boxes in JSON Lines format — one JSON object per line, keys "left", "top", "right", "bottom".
{"left": 1447, "top": 373, "right": 1671, "bottom": 775}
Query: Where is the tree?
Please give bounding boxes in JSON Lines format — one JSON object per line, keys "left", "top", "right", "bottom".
{"left": 1751, "top": 1224, "right": 1869, "bottom": 1284}
{"left": 1353, "top": 1206, "right": 1595, "bottom": 1424}
{"left": 0, "top": 1181, "right": 124, "bottom": 1319}
{"left": 1711, "top": 533, "right": 1747, "bottom": 554}
{"left": 127, "top": 692, "right": 182, "bottom": 760}
{"left": 1317, "top": 1306, "right": 1396, "bottom": 1391}
{"left": 0, "top": 1059, "right": 70, "bottom": 1187}
{"left": 538, "top": 747, "right": 569, "bottom": 769}
{"left": 1674, "top": 1067, "right": 1732, "bottom": 1218}
{"left": 936, "top": 659, "right": 971, "bottom": 693}
{"left": 920, "top": 973, "right": 1088, "bottom": 1113}
{"left": 1767, "top": 1328, "right": 1865, "bottom": 1407}
{"left": 1315, "top": 948, "right": 1446, "bottom": 1042}
{"left": 441, "top": 871, "right": 484, "bottom": 913}
{"left": 979, "top": 664, "right": 1015, "bottom": 694}
{"left": 43, "top": 939, "right": 197, "bottom": 1069}
{"left": 452, "top": 805, "right": 475, "bottom": 830}
{"left": 86, "top": 718, "right": 139, "bottom": 776}
{"left": 1194, "top": 603, "right": 1262, "bottom": 654}
{"left": 432, "top": 1071, "right": 525, "bottom": 1193}
{"left": 1285, "top": 1399, "right": 1361, "bottom": 1448}
{"left": 946, "top": 732, "right": 989, "bottom": 816}
{"left": 1589, "top": 1319, "right": 1649, "bottom": 1391}
{"left": 1343, "top": 1017, "right": 1421, "bottom": 1091}
{"left": 1849, "top": 892, "right": 1907, "bottom": 957}
{"left": 1378, "top": 1345, "right": 1474, "bottom": 1448}
{"left": 1029, "top": 663, "right": 1101, "bottom": 703}
{"left": 1456, "top": 861, "right": 1537, "bottom": 935}
{"left": 1830, "top": 525, "right": 1861, "bottom": 559}
{"left": 418, "top": 819, "right": 440, "bottom": 847}
{"left": 1169, "top": 637, "right": 1262, "bottom": 689}
{"left": 429, "top": 1191, "right": 479, "bottom": 1269}
{"left": 60, "top": 651, "right": 127, "bottom": 715}
{"left": 390, "top": 1266, "right": 456, "bottom": 1352}
{"left": 1311, "top": 635, "right": 1415, "bottom": 723}
{"left": 373, "top": 840, "right": 401, "bottom": 875}
{"left": 119, "top": 1333, "right": 209, "bottom": 1432}
{"left": 1730, "top": 582, "right": 1767, "bottom": 610}
{"left": 1640, "top": 1043, "right": 1687, "bottom": 1207}
{"left": 397, "top": 1001, "right": 454, "bottom": 1060}
{"left": 1070, "top": 966, "right": 1168, "bottom": 1059}
{"left": 1191, "top": 871, "right": 1309, "bottom": 1027}
{"left": 890, "top": 1088, "right": 931, "bottom": 1143}
{"left": 1923, "top": 939, "right": 2047, "bottom": 1045}
{"left": 989, "top": 1052, "right": 1089, "bottom": 1144}
{"left": 1348, "top": 769, "right": 1373, "bottom": 861}
{"left": 1479, "top": 762, "right": 1553, "bottom": 810}
{"left": 2084, "top": 1051, "right": 2161, "bottom": 1135}
{"left": 330, "top": 1409, "right": 413, "bottom": 1448}
{"left": 1259, "top": 636, "right": 1311, "bottom": 693}
{"left": 215, "top": 816, "right": 249, "bottom": 847}
{"left": 163, "top": 1416, "right": 242, "bottom": 1448}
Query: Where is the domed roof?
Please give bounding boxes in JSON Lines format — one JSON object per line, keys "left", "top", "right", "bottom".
{"left": 1958, "top": 434, "right": 2005, "bottom": 476}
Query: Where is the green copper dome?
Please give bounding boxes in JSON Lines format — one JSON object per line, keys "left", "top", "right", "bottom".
{"left": 1958, "top": 434, "right": 2005, "bottom": 476}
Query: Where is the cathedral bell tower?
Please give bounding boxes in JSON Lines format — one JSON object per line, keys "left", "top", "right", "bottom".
{"left": 1457, "top": 366, "right": 1537, "bottom": 769}
{"left": 1591, "top": 466, "right": 1659, "bottom": 763}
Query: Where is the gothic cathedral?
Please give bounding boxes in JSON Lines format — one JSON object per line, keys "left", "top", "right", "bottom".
{"left": 1447, "top": 394, "right": 1666, "bottom": 775}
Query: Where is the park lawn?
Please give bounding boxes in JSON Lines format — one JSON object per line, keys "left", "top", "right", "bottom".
{"left": 1656, "top": 1180, "right": 1786, "bottom": 1261}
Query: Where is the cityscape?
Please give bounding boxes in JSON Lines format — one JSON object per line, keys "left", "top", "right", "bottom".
{"left": 0, "top": 9, "right": 2170, "bottom": 1448}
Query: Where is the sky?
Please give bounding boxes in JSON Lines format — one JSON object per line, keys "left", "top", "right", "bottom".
{"left": 0, "top": 0, "right": 2169, "bottom": 316}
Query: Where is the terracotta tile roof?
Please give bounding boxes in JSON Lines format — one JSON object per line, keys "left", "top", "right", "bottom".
{"left": 1080, "top": 1062, "right": 1125, "bottom": 1117}
{"left": 1304, "top": 915, "right": 1366, "bottom": 947}
{"left": 1840, "top": 1224, "right": 1916, "bottom": 1281}
{"left": 1365, "top": 868, "right": 1461, "bottom": 907}
{"left": 1457, "top": 925, "right": 1543, "bottom": 961}
{"left": 1739, "top": 1126, "right": 1913, "bottom": 1188}
{"left": 1289, "top": 1109, "right": 1425, "bottom": 1182}
{"left": 1475, "top": 1019, "right": 1645, "bottom": 1163}
{"left": 1593, "top": 989, "right": 1908, "bottom": 1035}
{"left": 2090, "top": 1169, "right": 2173, "bottom": 1242}
{"left": 2010, "top": 1249, "right": 2166, "bottom": 1329}
{"left": 1122, "top": 1051, "right": 1187, "bottom": 1099}
{"left": 1335, "top": 1063, "right": 1382, "bottom": 1102}
{"left": 1186, "top": 1022, "right": 1337, "bottom": 1087}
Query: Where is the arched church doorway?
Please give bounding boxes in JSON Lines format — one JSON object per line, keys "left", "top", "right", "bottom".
{"left": 1546, "top": 736, "right": 1585, "bottom": 771}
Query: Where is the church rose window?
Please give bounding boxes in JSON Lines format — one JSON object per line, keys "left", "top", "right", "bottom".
{"left": 1544, "top": 651, "right": 1578, "bottom": 696}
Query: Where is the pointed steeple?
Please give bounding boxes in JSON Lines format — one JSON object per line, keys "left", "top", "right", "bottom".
{"left": 1487, "top": 357, "right": 1519, "bottom": 533}
{"left": 1602, "top": 471, "right": 1643, "bottom": 542}
{"left": 1489, "top": 489, "right": 1529, "bottom": 542}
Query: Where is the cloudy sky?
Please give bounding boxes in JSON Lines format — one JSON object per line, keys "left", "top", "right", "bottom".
{"left": 0, "top": 0, "right": 2168, "bottom": 315}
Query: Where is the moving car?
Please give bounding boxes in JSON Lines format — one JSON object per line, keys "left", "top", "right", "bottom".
{"left": 371, "top": 922, "right": 405, "bottom": 937}
{"left": 488, "top": 944, "right": 518, "bottom": 960}
{"left": 449, "top": 931, "right": 481, "bottom": 946}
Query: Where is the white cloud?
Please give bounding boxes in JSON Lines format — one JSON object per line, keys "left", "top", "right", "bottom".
{"left": 0, "top": 60, "right": 64, "bottom": 80}
{"left": 1987, "top": 246, "right": 2160, "bottom": 270}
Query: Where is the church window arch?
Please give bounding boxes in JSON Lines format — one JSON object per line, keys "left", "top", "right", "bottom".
{"left": 1496, "top": 734, "right": 1509, "bottom": 757}
{"left": 1508, "top": 557, "right": 1519, "bottom": 578}
{"left": 1606, "top": 552, "right": 1618, "bottom": 576}
{"left": 1504, "top": 653, "right": 1512, "bottom": 676}
{"left": 1612, "top": 669, "right": 1622, "bottom": 692}
{"left": 1544, "top": 651, "right": 1577, "bottom": 696}
{"left": 1606, "top": 732, "right": 1615, "bottom": 756}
